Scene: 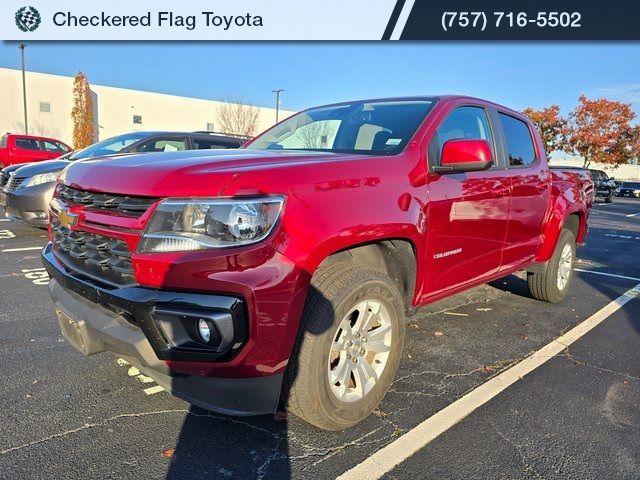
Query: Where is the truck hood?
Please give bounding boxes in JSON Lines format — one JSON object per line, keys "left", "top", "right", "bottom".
{"left": 12, "top": 159, "right": 71, "bottom": 178}
{"left": 59, "top": 149, "right": 367, "bottom": 197}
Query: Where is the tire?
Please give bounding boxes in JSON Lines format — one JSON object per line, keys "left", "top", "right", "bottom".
{"left": 605, "top": 193, "right": 613, "bottom": 203}
{"left": 527, "top": 229, "right": 576, "bottom": 303}
{"left": 285, "top": 263, "right": 405, "bottom": 430}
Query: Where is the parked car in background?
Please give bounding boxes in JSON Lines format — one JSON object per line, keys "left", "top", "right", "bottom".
{"left": 0, "top": 133, "right": 71, "bottom": 168}
{"left": 1, "top": 131, "right": 246, "bottom": 227}
{"left": 42, "top": 96, "right": 592, "bottom": 430}
{"left": 589, "top": 169, "right": 616, "bottom": 203}
{"left": 616, "top": 181, "right": 640, "bottom": 198}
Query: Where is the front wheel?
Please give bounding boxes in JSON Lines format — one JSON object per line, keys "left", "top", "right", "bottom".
{"left": 527, "top": 229, "right": 576, "bottom": 303}
{"left": 285, "top": 263, "right": 405, "bottom": 430}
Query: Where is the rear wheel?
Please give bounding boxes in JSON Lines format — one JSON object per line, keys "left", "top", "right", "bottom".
{"left": 527, "top": 229, "right": 576, "bottom": 303}
{"left": 286, "top": 263, "right": 405, "bottom": 430}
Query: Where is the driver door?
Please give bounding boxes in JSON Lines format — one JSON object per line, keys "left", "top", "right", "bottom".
{"left": 423, "top": 105, "right": 512, "bottom": 297}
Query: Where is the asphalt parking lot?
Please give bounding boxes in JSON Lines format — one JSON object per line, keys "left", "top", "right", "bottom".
{"left": 0, "top": 199, "right": 638, "bottom": 480}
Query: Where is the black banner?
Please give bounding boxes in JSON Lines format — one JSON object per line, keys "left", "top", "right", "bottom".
{"left": 397, "top": 0, "right": 640, "bottom": 40}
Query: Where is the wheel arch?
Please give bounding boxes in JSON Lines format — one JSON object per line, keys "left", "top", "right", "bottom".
{"left": 314, "top": 238, "right": 418, "bottom": 314}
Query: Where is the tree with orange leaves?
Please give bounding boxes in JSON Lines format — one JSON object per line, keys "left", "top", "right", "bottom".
{"left": 71, "top": 72, "right": 95, "bottom": 150}
{"left": 565, "top": 95, "right": 637, "bottom": 168}
{"left": 522, "top": 105, "right": 567, "bottom": 158}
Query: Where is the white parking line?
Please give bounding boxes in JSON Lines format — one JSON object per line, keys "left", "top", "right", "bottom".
{"left": 338, "top": 281, "right": 640, "bottom": 480}
{"left": 575, "top": 268, "right": 640, "bottom": 283}
{"left": 0, "top": 218, "right": 10, "bottom": 222}
{"left": 1, "top": 246, "right": 42, "bottom": 252}
{"left": 143, "top": 385, "right": 165, "bottom": 395}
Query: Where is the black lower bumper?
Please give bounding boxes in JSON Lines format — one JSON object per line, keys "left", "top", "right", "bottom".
{"left": 42, "top": 244, "right": 247, "bottom": 362}
{"left": 42, "top": 243, "right": 282, "bottom": 416}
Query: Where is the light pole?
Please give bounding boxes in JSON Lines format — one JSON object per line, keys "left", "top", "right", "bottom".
{"left": 19, "top": 44, "right": 28, "bottom": 135}
{"left": 272, "top": 89, "right": 284, "bottom": 124}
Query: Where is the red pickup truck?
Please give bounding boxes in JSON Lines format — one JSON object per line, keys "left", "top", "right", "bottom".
{"left": 0, "top": 133, "right": 71, "bottom": 168}
{"left": 42, "top": 96, "right": 592, "bottom": 430}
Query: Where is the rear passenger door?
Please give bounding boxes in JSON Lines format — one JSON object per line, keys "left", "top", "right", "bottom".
{"left": 497, "top": 112, "right": 551, "bottom": 270}
{"left": 14, "top": 137, "right": 47, "bottom": 163}
{"left": 424, "top": 104, "right": 512, "bottom": 296}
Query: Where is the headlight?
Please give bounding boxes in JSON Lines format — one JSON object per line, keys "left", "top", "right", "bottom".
{"left": 23, "top": 172, "right": 60, "bottom": 188}
{"left": 138, "top": 196, "right": 285, "bottom": 253}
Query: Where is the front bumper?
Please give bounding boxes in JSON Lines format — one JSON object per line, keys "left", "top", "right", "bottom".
{"left": 42, "top": 244, "right": 283, "bottom": 415}
{"left": 3, "top": 182, "right": 55, "bottom": 227}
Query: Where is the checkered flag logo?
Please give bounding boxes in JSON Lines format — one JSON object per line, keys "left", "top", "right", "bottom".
{"left": 15, "top": 6, "right": 41, "bottom": 32}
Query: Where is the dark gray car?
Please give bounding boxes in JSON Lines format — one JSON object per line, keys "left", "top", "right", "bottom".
{"left": 1, "top": 131, "right": 246, "bottom": 227}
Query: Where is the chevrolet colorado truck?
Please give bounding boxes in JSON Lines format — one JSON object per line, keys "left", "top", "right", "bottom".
{"left": 42, "top": 96, "right": 593, "bottom": 430}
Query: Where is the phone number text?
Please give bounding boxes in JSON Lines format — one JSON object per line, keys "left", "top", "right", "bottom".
{"left": 441, "top": 11, "right": 582, "bottom": 32}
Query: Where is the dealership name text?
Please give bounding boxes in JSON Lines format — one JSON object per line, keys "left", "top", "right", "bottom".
{"left": 52, "top": 12, "right": 263, "bottom": 30}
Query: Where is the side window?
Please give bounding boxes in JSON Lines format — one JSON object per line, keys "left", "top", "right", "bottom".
{"left": 15, "top": 138, "right": 41, "bottom": 151}
{"left": 41, "top": 140, "right": 65, "bottom": 152}
{"left": 499, "top": 113, "right": 537, "bottom": 167}
{"left": 0, "top": 135, "right": 7, "bottom": 148}
{"left": 134, "top": 138, "right": 186, "bottom": 153}
{"left": 433, "top": 106, "right": 493, "bottom": 165}
{"left": 193, "top": 139, "right": 236, "bottom": 150}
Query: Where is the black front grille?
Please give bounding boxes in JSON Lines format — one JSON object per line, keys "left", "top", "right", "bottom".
{"left": 5, "top": 175, "right": 26, "bottom": 192}
{"left": 57, "top": 184, "right": 157, "bottom": 217}
{"left": 51, "top": 221, "right": 135, "bottom": 287}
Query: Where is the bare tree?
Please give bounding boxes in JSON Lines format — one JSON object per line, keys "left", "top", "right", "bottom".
{"left": 216, "top": 97, "right": 260, "bottom": 137}
{"left": 298, "top": 122, "right": 336, "bottom": 149}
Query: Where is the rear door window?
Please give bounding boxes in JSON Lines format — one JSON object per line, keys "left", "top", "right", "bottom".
{"left": 15, "top": 138, "right": 41, "bottom": 151}
{"left": 193, "top": 138, "right": 238, "bottom": 150}
{"left": 499, "top": 113, "right": 537, "bottom": 167}
{"left": 133, "top": 138, "right": 187, "bottom": 153}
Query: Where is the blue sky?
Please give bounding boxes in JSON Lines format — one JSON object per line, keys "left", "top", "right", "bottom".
{"left": 1, "top": 43, "right": 639, "bottom": 115}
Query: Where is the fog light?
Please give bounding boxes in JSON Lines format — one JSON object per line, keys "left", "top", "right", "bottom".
{"left": 35, "top": 210, "right": 47, "bottom": 219}
{"left": 197, "top": 318, "right": 211, "bottom": 343}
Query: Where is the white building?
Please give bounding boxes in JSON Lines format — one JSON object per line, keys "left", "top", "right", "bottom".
{"left": 549, "top": 155, "right": 640, "bottom": 180}
{"left": 0, "top": 67, "right": 294, "bottom": 146}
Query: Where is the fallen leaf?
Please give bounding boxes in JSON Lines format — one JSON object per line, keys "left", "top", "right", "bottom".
{"left": 434, "top": 331, "right": 444, "bottom": 337}
{"left": 408, "top": 322, "right": 420, "bottom": 330}
{"left": 475, "top": 308, "right": 492, "bottom": 312}
{"left": 482, "top": 365, "right": 496, "bottom": 373}
{"left": 162, "top": 448, "right": 175, "bottom": 459}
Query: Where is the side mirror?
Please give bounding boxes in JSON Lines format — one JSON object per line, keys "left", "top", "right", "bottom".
{"left": 433, "top": 139, "right": 494, "bottom": 174}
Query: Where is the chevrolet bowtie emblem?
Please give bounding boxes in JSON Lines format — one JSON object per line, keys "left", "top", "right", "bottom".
{"left": 58, "top": 209, "right": 78, "bottom": 229}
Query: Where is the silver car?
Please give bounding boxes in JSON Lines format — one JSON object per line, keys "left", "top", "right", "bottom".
{"left": 1, "top": 131, "right": 245, "bottom": 227}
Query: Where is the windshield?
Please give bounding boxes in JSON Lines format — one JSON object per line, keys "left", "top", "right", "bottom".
{"left": 246, "top": 99, "right": 436, "bottom": 155}
{"left": 69, "top": 132, "right": 149, "bottom": 160}
{"left": 622, "top": 182, "right": 640, "bottom": 188}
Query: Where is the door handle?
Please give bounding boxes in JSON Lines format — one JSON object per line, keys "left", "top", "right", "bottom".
{"left": 493, "top": 187, "right": 511, "bottom": 198}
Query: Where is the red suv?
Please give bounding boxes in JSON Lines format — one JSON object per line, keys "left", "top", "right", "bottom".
{"left": 0, "top": 133, "right": 71, "bottom": 168}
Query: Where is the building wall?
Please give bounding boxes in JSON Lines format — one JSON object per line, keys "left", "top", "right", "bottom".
{"left": 0, "top": 68, "right": 294, "bottom": 146}
{"left": 549, "top": 156, "right": 640, "bottom": 180}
